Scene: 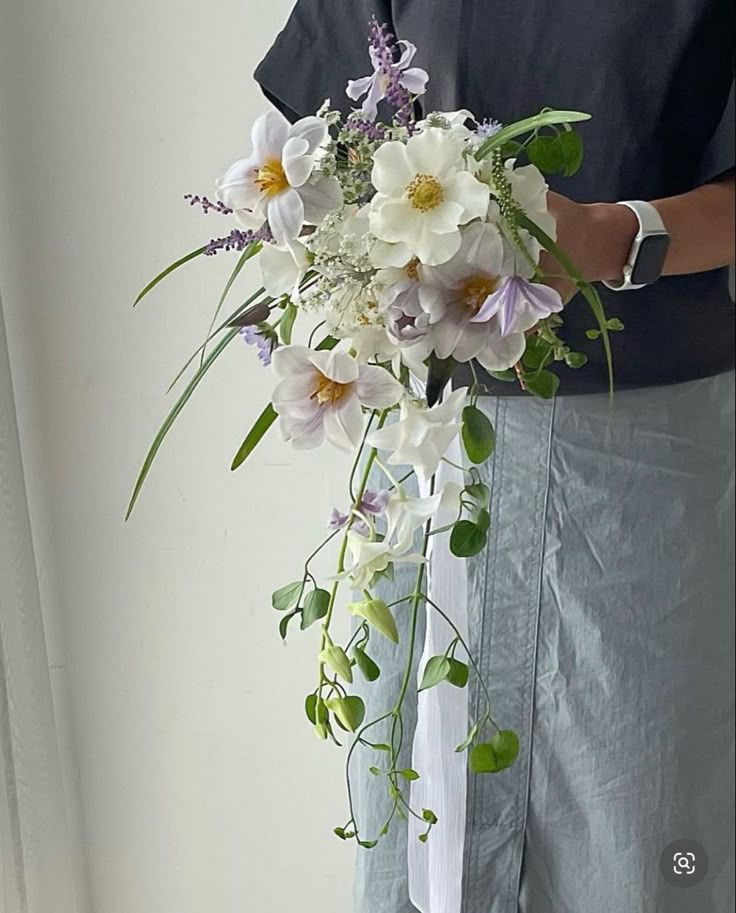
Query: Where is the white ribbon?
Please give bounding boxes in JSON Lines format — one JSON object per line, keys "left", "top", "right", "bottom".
{"left": 408, "top": 433, "right": 468, "bottom": 913}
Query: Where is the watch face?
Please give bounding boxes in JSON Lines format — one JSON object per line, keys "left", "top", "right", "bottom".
{"left": 631, "top": 233, "right": 671, "bottom": 286}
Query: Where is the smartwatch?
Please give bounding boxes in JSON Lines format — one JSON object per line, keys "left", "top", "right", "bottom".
{"left": 602, "top": 200, "right": 671, "bottom": 291}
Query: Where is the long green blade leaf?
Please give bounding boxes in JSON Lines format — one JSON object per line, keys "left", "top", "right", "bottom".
{"left": 134, "top": 247, "right": 207, "bottom": 306}
{"left": 518, "top": 214, "right": 614, "bottom": 397}
{"left": 231, "top": 404, "right": 278, "bottom": 471}
{"left": 126, "top": 326, "right": 240, "bottom": 519}
{"left": 200, "top": 242, "right": 262, "bottom": 365}
{"left": 474, "top": 110, "right": 591, "bottom": 161}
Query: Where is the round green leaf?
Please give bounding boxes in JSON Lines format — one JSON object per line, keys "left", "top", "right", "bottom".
{"left": 271, "top": 580, "right": 303, "bottom": 611}
{"left": 419, "top": 655, "right": 452, "bottom": 691}
{"left": 469, "top": 742, "right": 500, "bottom": 773}
{"left": 475, "top": 508, "right": 491, "bottom": 534}
{"left": 354, "top": 647, "right": 381, "bottom": 682}
{"left": 524, "top": 369, "right": 560, "bottom": 400}
{"left": 462, "top": 405, "right": 496, "bottom": 464}
{"left": 422, "top": 808, "right": 438, "bottom": 824}
{"left": 564, "top": 351, "right": 588, "bottom": 369}
{"left": 326, "top": 696, "right": 366, "bottom": 732}
{"left": 488, "top": 369, "right": 517, "bottom": 383}
{"left": 446, "top": 658, "right": 470, "bottom": 689}
{"left": 450, "top": 520, "right": 487, "bottom": 558}
{"left": 527, "top": 134, "right": 564, "bottom": 173}
{"left": 558, "top": 129, "right": 584, "bottom": 176}
{"left": 489, "top": 730, "right": 520, "bottom": 770}
{"left": 399, "top": 768, "right": 420, "bottom": 782}
{"left": 301, "top": 588, "right": 330, "bottom": 629}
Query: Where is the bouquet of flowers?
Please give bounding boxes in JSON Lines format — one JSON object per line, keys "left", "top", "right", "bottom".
{"left": 129, "top": 20, "right": 618, "bottom": 849}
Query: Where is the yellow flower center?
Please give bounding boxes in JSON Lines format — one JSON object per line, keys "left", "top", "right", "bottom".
{"left": 256, "top": 159, "right": 289, "bottom": 198}
{"left": 312, "top": 373, "right": 351, "bottom": 406}
{"left": 404, "top": 258, "right": 420, "bottom": 281}
{"left": 407, "top": 174, "right": 444, "bottom": 212}
{"left": 460, "top": 275, "right": 500, "bottom": 314}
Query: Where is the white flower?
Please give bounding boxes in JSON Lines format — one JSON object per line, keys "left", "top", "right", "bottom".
{"left": 384, "top": 490, "right": 443, "bottom": 551}
{"left": 343, "top": 531, "right": 425, "bottom": 591}
{"left": 369, "top": 128, "right": 490, "bottom": 266}
{"left": 418, "top": 222, "right": 527, "bottom": 371}
{"left": 271, "top": 346, "right": 404, "bottom": 451}
{"left": 259, "top": 241, "right": 309, "bottom": 298}
{"left": 347, "top": 40, "right": 428, "bottom": 120}
{"left": 477, "top": 275, "right": 564, "bottom": 337}
{"left": 367, "top": 387, "right": 468, "bottom": 481}
{"left": 216, "top": 110, "right": 342, "bottom": 245}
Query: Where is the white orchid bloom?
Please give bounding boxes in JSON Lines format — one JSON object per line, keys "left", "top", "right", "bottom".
{"left": 369, "top": 128, "right": 490, "bottom": 266}
{"left": 271, "top": 346, "right": 404, "bottom": 451}
{"left": 343, "top": 530, "right": 425, "bottom": 591}
{"left": 259, "top": 241, "right": 309, "bottom": 298}
{"left": 418, "top": 222, "right": 527, "bottom": 371}
{"left": 367, "top": 387, "right": 468, "bottom": 481}
{"left": 216, "top": 110, "right": 342, "bottom": 245}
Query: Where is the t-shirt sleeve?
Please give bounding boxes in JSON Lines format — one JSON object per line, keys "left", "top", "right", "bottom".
{"left": 696, "top": 78, "right": 735, "bottom": 185}
{"left": 254, "top": 0, "right": 395, "bottom": 122}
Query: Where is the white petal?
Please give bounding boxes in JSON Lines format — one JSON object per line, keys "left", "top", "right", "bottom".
{"left": 475, "top": 330, "right": 526, "bottom": 372}
{"left": 324, "top": 393, "right": 365, "bottom": 449}
{"left": 414, "top": 225, "right": 462, "bottom": 266}
{"left": 346, "top": 74, "right": 375, "bottom": 102}
{"left": 280, "top": 407, "right": 326, "bottom": 450}
{"left": 267, "top": 188, "right": 305, "bottom": 244}
{"left": 216, "top": 158, "right": 261, "bottom": 211}
{"left": 371, "top": 142, "right": 414, "bottom": 196}
{"left": 299, "top": 178, "right": 344, "bottom": 224}
{"left": 252, "top": 110, "right": 289, "bottom": 162}
{"left": 423, "top": 200, "right": 465, "bottom": 234}
{"left": 405, "top": 128, "right": 464, "bottom": 178}
{"left": 288, "top": 116, "right": 329, "bottom": 155}
{"left": 259, "top": 242, "right": 304, "bottom": 297}
{"left": 443, "top": 170, "right": 491, "bottom": 222}
{"left": 308, "top": 349, "right": 360, "bottom": 384}
{"left": 355, "top": 365, "right": 404, "bottom": 408}
{"left": 370, "top": 198, "right": 423, "bottom": 244}
{"left": 370, "top": 239, "right": 414, "bottom": 268}
{"left": 396, "top": 40, "right": 418, "bottom": 69}
{"left": 281, "top": 137, "right": 312, "bottom": 187}
{"left": 271, "top": 345, "right": 314, "bottom": 379}
{"left": 400, "top": 67, "right": 429, "bottom": 96}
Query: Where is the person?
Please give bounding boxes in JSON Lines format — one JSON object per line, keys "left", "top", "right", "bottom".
{"left": 254, "top": 2, "right": 736, "bottom": 911}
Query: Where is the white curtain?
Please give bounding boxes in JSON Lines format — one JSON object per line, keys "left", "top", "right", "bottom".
{"left": 0, "top": 293, "right": 80, "bottom": 912}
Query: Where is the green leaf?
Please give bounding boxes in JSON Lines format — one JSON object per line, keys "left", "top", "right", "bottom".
{"left": 334, "top": 827, "right": 348, "bottom": 840}
{"left": 316, "top": 334, "right": 339, "bottom": 351}
{"left": 305, "top": 694, "right": 328, "bottom": 726}
{"left": 469, "top": 730, "right": 520, "bottom": 773}
{"left": 372, "top": 743, "right": 392, "bottom": 752}
{"left": 279, "top": 610, "right": 300, "bottom": 641}
{"left": 201, "top": 243, "right": 261, "bottom": 364}
{"left": 455, "top": 721, "right": 480, "bottom": 753}
{"left": 606, "top": 317, "right": 625, "bottom": 332}
{"left": 271, "top": 580, "right": 303, "bottom": 611}
{"left": 369, "top": 766, "right": 382, "bottom": 776}
{"left": 359, "top": 840, "right": 378, "bottom": 849}
{"left": 488, "top": 369, "right": 517, "bottom": 383}
{"left": 474, "top": 109, "right": 591, "bottom": 160}
{"left": 524, "top": 369, "right": 560, "bottom": 400}
{"left": 586, "top": 328, "right": 602, "bottom": 340}
{"left": 450, "top": 520, "right": 487, "bottom": 558}
{"left": 301, "top": 588, "right": 330, "bottom": 629}
{"left": 418, "top": 833, "right": 429, "bottom": 844}
{"left": 279, "top": 302, "right": 298, "bottom": 345}
{"left": 353, "top": 647, "right": 381, "bottom": 682}
{"left": 475, "top": 508, "right": 491, "bottom": 534}
{"left": 325, "top": 696, "right": 365, "bottom": 732}
{"left": 465, "top": 482, "right": 490, "bottom": 507}
{"left": 522, "top": 335, "right": 553, "bottom": 370}
{"left": 462, "top": 405, "right": 496, "bottom": 464}
{"left": 426, "top": 354, "right": 460, "bottom": 407}
{"left": 558, "top": 129, "right": 584, "bottom": 176}
{"left": 126, "top": 327, "right": 240, "bottom": 519}
{"left": 419, "top": 656, "right": 452, "bottom": 691}
{"left": 348, "top": 599, "right": 399, "bottom": 644}
{"left": 564, "top": 352, "right": 589, "bottom": 369}
{"left": 134, "top": 246, "right": 206, "bottom": 306}
{"left": 231, "top": 403, "right": 278, "bottom": 471}
{"left": 446, "top": 658, "right": 470, "bottom": 689}
{"left": 399, "top": 769, "right": 420, "bottom": 781}
{"left": 489, "top": 730, "right": 520, "bottom": 770}
{"left": 527, "top": 135, "right": 564, "bottom": 173}
{"left": 422, "top": 808, "right": 438, "bottom": 824}
{"left": 319, "top": 646, "right": 354, "bottom": 683}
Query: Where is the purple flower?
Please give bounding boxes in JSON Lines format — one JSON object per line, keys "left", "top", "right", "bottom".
{"left": 184, "top": 194, "right": 232, "bottom": 215}
{"left": 328, "top": 489, "right": 390, "bottom": 533}
{"left": 204, "top": 224, "right": 272, "bottom": 257}
{"left": 240, "top": 325, "right": 275, "bottom": 367}
{"left": 346, "top": 19, "right": 428, "bottom": 124}
{"left": 472, "top": 276, "right": 564, "bottom": 337}
{"left": 475, "top": 118, "right": 504, "bottom": 139}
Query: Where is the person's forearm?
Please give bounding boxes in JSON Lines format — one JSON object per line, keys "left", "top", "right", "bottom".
{"left": 582, "top": 176, "right": 735, "bottom": 283}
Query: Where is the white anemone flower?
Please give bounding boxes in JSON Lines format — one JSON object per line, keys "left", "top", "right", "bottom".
{"left": 367, "top": 387, "right": 468, "bottom": 481}
{"left": 418, "top": 222, "right": 527, "bottom": 370}
{"left": 216, "top": 110, "right": 342, "bottom": 245}
{"left": 259, "top": 241, "right": 309, "bottom": 298}
{"left": 342, "top": 531, "right": 425, "bottom": 591}
{"left": 369, "top": 128, "right": 490, "bottom": 266}
{"left": 271, "top": 346, "right": 404, "bottom": 451}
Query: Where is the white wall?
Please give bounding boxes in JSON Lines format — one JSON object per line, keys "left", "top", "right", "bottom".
{"left": 0, "top": 1, "right": 356, "bottom": 910}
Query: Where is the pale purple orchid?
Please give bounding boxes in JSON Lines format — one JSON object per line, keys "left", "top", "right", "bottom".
{"left": 328, "top": 489, "right": 390, "bottom": 534}
{"left": 347, "top": 30, "right": 428, "bottom": 121}
{"left": 472, "top": 276, "right": 564, "bottom": 337}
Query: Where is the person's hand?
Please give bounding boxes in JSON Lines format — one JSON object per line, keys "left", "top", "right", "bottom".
{"left": 538, "top": 192, "right": 638, "bottom": 303}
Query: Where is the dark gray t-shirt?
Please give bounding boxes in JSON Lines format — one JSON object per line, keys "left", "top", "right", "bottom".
{"left": 255, "top": 0, "right": 735, "bottom": 394}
